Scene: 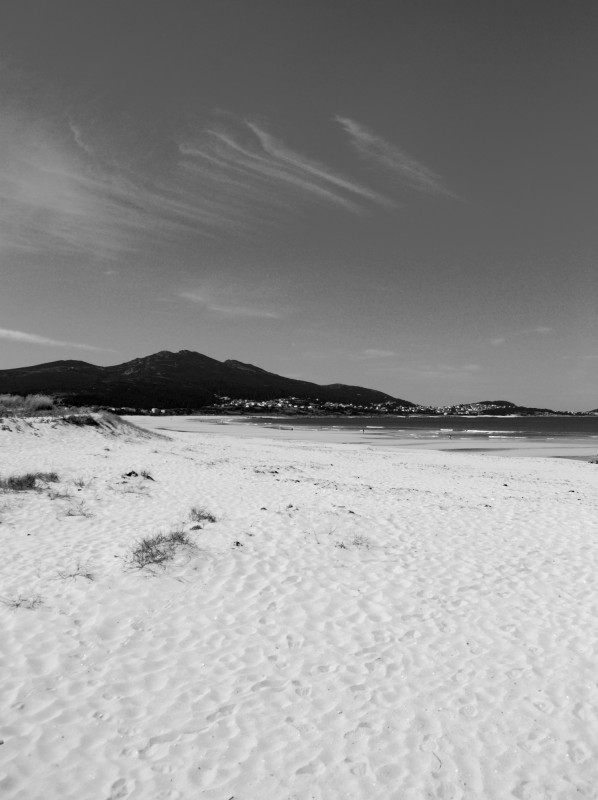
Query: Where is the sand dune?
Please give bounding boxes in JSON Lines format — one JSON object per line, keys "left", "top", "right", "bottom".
{"left": 1, "top": 415, "right": 597, "bottom": 799}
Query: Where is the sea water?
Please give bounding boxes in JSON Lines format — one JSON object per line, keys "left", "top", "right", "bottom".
{"left": 249, "top": 415, "right": 598, "bottom": 446}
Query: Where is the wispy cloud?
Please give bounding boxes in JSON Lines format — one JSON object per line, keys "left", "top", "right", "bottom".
{"left": 409, "top": 363, "right": 481, "bottom": 380}
{"left": 178, "top": 114, "right": 391, "bottom": 218}
{"left": 356, "top": 348, "right": 397, "bottom": 359}
{"left": 0, "top": 105, "right": 217, "bottom": 260}
{"left": 179, "top": 289, "right": 284, "bottom": 320}
{"left": 491, "top": 326, "right": 552, "bottom": 346}
{"left": 368, "top": 361, "right": 481, "bottom": 381}
{"left": 336, "top": 116, "right": 456, "bottom": 198}
{"left": 0, "top": 95, "right": 391, "bottom": 262}
{"left": 0, "top": 327, "right": 108, "bottom": 351}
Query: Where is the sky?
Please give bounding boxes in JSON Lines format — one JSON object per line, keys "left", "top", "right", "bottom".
{"left": 1, "top": 0, "right": 597, "bottom": 410}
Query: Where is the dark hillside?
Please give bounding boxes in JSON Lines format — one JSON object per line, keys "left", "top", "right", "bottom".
{"left": 0, "top": 350, "right": 413, "bottom": 409}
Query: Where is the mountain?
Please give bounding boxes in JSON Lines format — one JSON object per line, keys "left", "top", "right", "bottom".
{"left": 0, "top": 350, "right": 412, "bottom": 409}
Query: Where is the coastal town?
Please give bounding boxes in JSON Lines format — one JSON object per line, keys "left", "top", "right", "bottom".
{"left": 137, "top": 397, "right": 590, "bottom": 417}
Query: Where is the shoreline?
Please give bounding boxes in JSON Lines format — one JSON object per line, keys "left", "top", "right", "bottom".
{"left": 133, "top": 415, "right": 598, "bottom": 461}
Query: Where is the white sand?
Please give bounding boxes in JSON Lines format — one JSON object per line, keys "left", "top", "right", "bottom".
{"left": 1, "top": 414, "right": 598, "bottom": 799}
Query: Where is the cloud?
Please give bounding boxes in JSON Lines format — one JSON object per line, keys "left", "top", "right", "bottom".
{"left": 0, "top": 95, "right": 391, "bottom": 261}
{"left": 0, "top": 327, "right": 108, "bottom": 351}
{"left": 179, "top": 290, "right": 283, "bottom": 320}
{"left": 178, "top": 114, "right": 391, "bottom": 219}
{"left": 336, "top": 116, "right": 456, "bottom": 198}
{"left": 415, "top": 363, "right": 481, "bottom": 380}
{"left": 358, "top": 348, "right": 397, "bottom": 359}
{"left": 491, "top": 326, "right": 552, "bottom": 346}
{"left": 530, "top": 326, "right": 552, "bottom": 335}
{"left": 369, "top": 362, "right": 481, "bottom": 381}
{"left": 0, "top": 108, "right": 195, "bottom": 259}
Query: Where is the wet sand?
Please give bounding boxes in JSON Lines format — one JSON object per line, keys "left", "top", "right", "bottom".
{"left": 138, "top": 415, "right": 598, "bottom": 461}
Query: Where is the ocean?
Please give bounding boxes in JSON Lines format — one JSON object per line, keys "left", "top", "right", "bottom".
{"left": 246, "top": 415, "right": 598, "bottom": 448}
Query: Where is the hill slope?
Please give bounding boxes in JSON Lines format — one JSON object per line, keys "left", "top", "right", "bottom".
{"left": 0, "top": 350, "right": 412, "bottom": 409}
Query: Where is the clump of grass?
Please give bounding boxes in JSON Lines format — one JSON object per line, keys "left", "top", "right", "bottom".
{"left": 100, "top": 413, "right": 169, "bottom": 440}
{"left": 57, "top": 560, "right": 94, "bottom": 581}
{"left": 127, "top": 531, "right": 195, "bottom": 569}
{"left": 48, "top": 487, "right": 73, "bottom": 500}
{"left": 0, "top": 472, "right": 59, "bottom": 491}
{"left": 0, "top": 394, "right": 55, "bottom": 416}
{"left": 189, "top": 506, "right": 217, "bottom": 524}
{"left": 62, "top": 414, "right": 99, "bottom": 427}
{"left": 121, "top": 470, "right": 154, "bottom": 480}
{"left": 64, "top": 500, "right": 91, "bottom": 517}
{"left": 2, "top": 593, "right": 44, "bottom": 610}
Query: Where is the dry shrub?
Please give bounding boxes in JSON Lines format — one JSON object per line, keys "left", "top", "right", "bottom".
{"left": 189, "top": 506, "right": 217, "bottom": 524}
{"left": 2, "top": 593, "right": 44, "bottom": 610}
{"left": 0, "top": 472, "right": 59, "bottom": 491}
{"left": 0, "top": 394, "right": 55, "bottom": 415}
{"left": 127, "top": 531, "right": 194, "bottom": 569}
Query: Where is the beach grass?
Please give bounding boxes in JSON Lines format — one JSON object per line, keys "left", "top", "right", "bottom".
{"left": 0, "top": 471, "right": 60, "bottom": 491}
{"left": 127, "top": 531, "right": 195, "bottom": 569}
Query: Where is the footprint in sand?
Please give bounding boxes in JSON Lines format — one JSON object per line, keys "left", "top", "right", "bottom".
{"left": 372, "top": 630, "right": 390, "bottom": 643}
{"left": 517, "top": 729, "right": 551, "bottom": 754}
{"left": 532, "top": 699, "right": 556, "bottom": 715}
{"left": 205, "top": 703, "right": 236, "bottom": 723}
{"left": 292, "top": 720, "right": 318, "bottom": 735}
{"left": 512, "top": 781, "right": 546, "bottom": 800}
{"left": 348, "top": 761, "right": 368, "bottom": 777}
{"left": 292, "top": 680, "right": 311, "bottom": 697}
{"left": 251, "top": 679, "right": 285, "bottom": 692}
{"left": 428, "top": 778, "right": 461, "bottom": 799}
{"left": 286, "top": 634, "right": 304, "bottom": 650}
{"left": 460, "top": 703, "right": 479, "bottom": 719}
{"left": 420, "top": 734, "right": 439, "bottom": 752}
{"left": 313, "top": 663, "right": 334, "bottom": 674}
{"left": 296, "top": 759, "right": 321, "bottom": 775}
{"left": 344, "top": 722, "right": 372, "bottom": 742}
{"left": 567, "top": 740, "right": 591, "bottom": 764}
{"left": 376, "top": 763, "right": 402, "bottom": 784}
{"left": 106, "top": 778, "right": 131, "bottom": 800}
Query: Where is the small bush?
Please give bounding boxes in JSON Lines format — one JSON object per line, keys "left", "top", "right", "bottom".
{"left": 0, "top": 394, "right": 55, "bottom": 415}
{"left": 127, "top": 531, "right": 194, "bottom": 569}
{"left": 189, "top": 506, "right": 217, "bottom": 524}
{"left": 121, "top": 470, "right": 154, "bottom": 480}
{"left": 2, "top": 593, "right": 44, "bottom": 610}
{"left": 0, "top": 472, "right": 59, "bottom": 491}
{"left": 24, "top": 394, "right": 55, "bottom": 412}
{"left": 64, "top": 500, "right": 91, "bottom": 517}
{"left": 57, "top": 560, "right": 94, "bottom": 581}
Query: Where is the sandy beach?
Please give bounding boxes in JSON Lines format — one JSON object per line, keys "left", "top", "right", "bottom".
{"left": 1, "top": 414, "right": 598, "bottom": 799}
{"left": 142, "top": 414, "right": 598, "bottom": 461}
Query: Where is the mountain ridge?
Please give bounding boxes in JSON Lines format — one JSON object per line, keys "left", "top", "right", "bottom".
{"left": 0, "top": 350, "right": 412, "bottom": 409}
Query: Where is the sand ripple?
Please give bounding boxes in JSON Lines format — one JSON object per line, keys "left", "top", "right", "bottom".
{"left": 1, "top": 419, "right": 597, "bottom": 798}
